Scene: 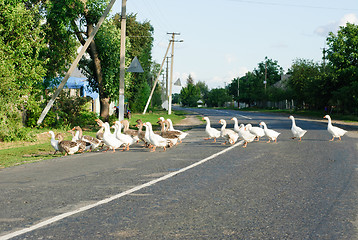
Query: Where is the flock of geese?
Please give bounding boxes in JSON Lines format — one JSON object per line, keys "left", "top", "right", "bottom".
{"left": 203, "top": 114, "right": 348, "bottom": 148}
{"left": 48, "top": 114, "right": 348, "bottom": 155}
{"left": 47, "top": 118, "right": 188, "bottom": 155}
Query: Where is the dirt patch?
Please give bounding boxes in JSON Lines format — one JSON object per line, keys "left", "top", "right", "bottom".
{"left": 176, "top": 112, "right": 203, "bottom": 126}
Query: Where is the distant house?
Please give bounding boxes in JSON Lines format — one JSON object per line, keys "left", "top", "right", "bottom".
{"left": 197, "top": 99, "right": 204, "bottom": 107}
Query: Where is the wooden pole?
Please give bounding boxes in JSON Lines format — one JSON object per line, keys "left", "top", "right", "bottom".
{"left": 118, "top": 0, "right": 126, "bottom": 121}
{"left": 142, "top": 41, "right": 172, "bottom": 114}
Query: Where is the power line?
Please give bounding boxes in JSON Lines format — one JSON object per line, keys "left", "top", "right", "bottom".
{"left": 229, "top": 0, "right": 358, "bottom": 11}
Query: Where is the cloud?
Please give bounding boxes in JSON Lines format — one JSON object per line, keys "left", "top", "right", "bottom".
{"left": 339, "top": 13, "right": 358, "bottom": 26}
{"left": 225, "top": 54, "right": 238, "bottom": 64}
{"left": 315, "top": 13, "right": 358, "bottom": 36}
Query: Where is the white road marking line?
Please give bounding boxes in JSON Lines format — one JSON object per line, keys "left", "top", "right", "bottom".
{"left": 214, "top": 109, "right": 252, "bottom": 120}
{"left": 0, "top": 140, "right": 244, "bottom": 240}
{"left": 238, "top": 114, "right": 252, "bottom": 120}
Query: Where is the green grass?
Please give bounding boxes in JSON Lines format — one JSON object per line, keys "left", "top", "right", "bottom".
{"left": 0, "top": 110, "right": 187, "bottom": 169}
{"left": 0, "top": 143, "right": 62, "bottom": 168}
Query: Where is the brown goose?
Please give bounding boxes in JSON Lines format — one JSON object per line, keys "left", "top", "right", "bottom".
{"left": 56, "top": 133, "right": 80, "bottom": 156}
{"left": 72, "top": 126, "right": 101, "bottom": 151}
{"left": 121, "top": 119, "right": 139, "bottom": 142}
{"left": 136, "top": 119, "right": 148, "bottom": 147}
{"left": 157, "top": 120, "right": 180, "bottom": 146}
{"left": 95, "top": 119, "right": 105, "bottom": 140}
{"left": 67, "top": 129, "right": 91, "bottom": 152}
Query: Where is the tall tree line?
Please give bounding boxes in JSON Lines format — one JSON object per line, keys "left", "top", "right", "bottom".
{"left": 180, "top": 23, "right": 358, "bottom": 115}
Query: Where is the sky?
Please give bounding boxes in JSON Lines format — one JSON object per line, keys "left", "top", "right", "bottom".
{"left": 111, "top": 0, "right": 358, "bottom": 93}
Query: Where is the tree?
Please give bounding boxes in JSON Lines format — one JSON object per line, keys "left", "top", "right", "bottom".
{"left": 326, "top": 23, "right": 358, "bottom": 114}
{"left": 196, "top": 80, "right": 209, "bottom": 104}
{"left": 0, "top": 1, "right": 46, "bottom": 140}
{"left": 78, "top": 18, "right": 133, "bottom": 116}
{"left": 44, "top": 0, "right": 122, "bottom": 120}
{"left": 180, "top": 75, "right": 200, "bottom": 107}
{"left": 287, "top": 59, "right": 326, "bottom": 108}
{"left": 206, "top": 88, "right": 232, "bottom": 107}
{"left": 227, "top": 57, "right": 284, "bottom": 107}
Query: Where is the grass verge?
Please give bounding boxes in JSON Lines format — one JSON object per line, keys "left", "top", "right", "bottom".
{"left": 0, "top": 110, "right": 187, "bottom": 169}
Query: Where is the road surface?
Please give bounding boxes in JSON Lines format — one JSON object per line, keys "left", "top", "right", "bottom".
{"left": 1, "top": 108, "right": 357, "bottom": 239}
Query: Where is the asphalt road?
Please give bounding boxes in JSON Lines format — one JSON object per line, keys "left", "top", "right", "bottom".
{"left": 1, "top": 108, "right": 358, "bottom": 239}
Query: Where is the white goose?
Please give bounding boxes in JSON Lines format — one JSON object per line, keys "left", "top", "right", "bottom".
{"left": 48, "top": 131, "right": 59, "bottom": 154}
{"left": 289, "top": 115, "right": 307, "bottom": 141}
{"left": 143, "top": 122, "right": 168, "bottom": 152}
{"left": 246, "top": 124, "right": 265, "bottom": 141}
{"left": 67, "top": 129, "right": 91, "bottom": 152}
{"left": 323, "top": 115, "right": 347, "bottom": 141}
{"left": 259, "top": 121, "right": 280, "bottom": 143}
{"left": 231, "top": 117, "right": 241, "bottom": 133}
{"left": 202, "top": 117, "right": 221, "bottom": 143}
{"left": 113, "top": 121, "right": 136, "bottom": 151}
{"left": 72, "top": 126, "right": 101, "bottom": 151}
{"left": 237, "top": 125, "right": 256, "bottom": 148}
{"left": 98, "top": 121, "right": 124, "bottom": 152}
{"left": 219, "top": 119, "right": 239, "bottom": 144}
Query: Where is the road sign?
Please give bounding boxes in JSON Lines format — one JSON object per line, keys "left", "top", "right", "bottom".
{"left": 127, "top": 56, "right": 144, "bottom": 73}
{"left": 174, "top": 78, "right": 181, "bottom": 86}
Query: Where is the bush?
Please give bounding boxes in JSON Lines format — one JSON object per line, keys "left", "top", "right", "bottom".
{"left": 27, "top": 92, "right": 98, "bottom": 129}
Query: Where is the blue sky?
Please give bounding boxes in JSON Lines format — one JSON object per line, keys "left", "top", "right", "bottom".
{"left": 112, "top": 0, "right": 358, "bottom": 93}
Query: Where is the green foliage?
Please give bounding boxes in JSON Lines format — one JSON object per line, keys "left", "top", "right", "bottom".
{"left": 41, "top": 0, "right": 81, "bottom": 84}
{"left": 172, "top": 93, "right": 180, "bottom": 104}
{"left": 326, "top": 23, "right": 358, "bottom": 114}
{"left": 206, "top": 88, "right": 232, "bottom": 107}
{"left": 180, "top": 75, "right": 201, "bottom": 107}
{"left": 132, "top": 81, "right": 151, "bottom": 112}
{"left": 196, "top": 81, "right": 209, "bottom": 104}
{"left": 80, "top": 18, "right": 125, "bottom": 101}
{"left": 27, "top": 92, "right": 95, "bottom": 129}
{"left": 0, "top": 1, "right": 46, "bottom": 141}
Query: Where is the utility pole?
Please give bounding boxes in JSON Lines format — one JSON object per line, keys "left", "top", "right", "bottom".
{"left": 264, "top": 61, "right": 267, "bottom": 94}
{"left": 167, "top": 32, "right": 182, "bottom": 115}
{"left": 166, "top": 56, "right": 170, "bottom": 98}
{"left": 118, "top": 0, "right": 126, "bottom": 121}
{"left": 36, "top": 0, "right": 118, "bottom": 125}
{"left": 143, "top": 40, "right": 172, "bottom": 114}
{"left": 322, "top": 47, "right": 326, "bottom": 67}
{"left": 237, "top": 77, "right": 239, "bottom": 106}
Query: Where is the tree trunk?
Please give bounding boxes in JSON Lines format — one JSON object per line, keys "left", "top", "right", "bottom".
{"left": 73, "top": 8, "right": 111, "bottom": 120}
{"left": 100, "top": 97, "right": 110, "bottom": 121}
{"left": 86, "top": 23, "right": 109, "bottom": 120}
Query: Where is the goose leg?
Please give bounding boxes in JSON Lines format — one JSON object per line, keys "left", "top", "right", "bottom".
{"left": 338, "top": 137, "right": 342, "bottom": 141}
{"left": 243, "top": 142, "right": 248, "bottom": 148}
{"left": 329, "top": 137, "right": 335, "bottom": 141}
{"left": 213, "top": 138, "right": 216, "bottom": 143}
